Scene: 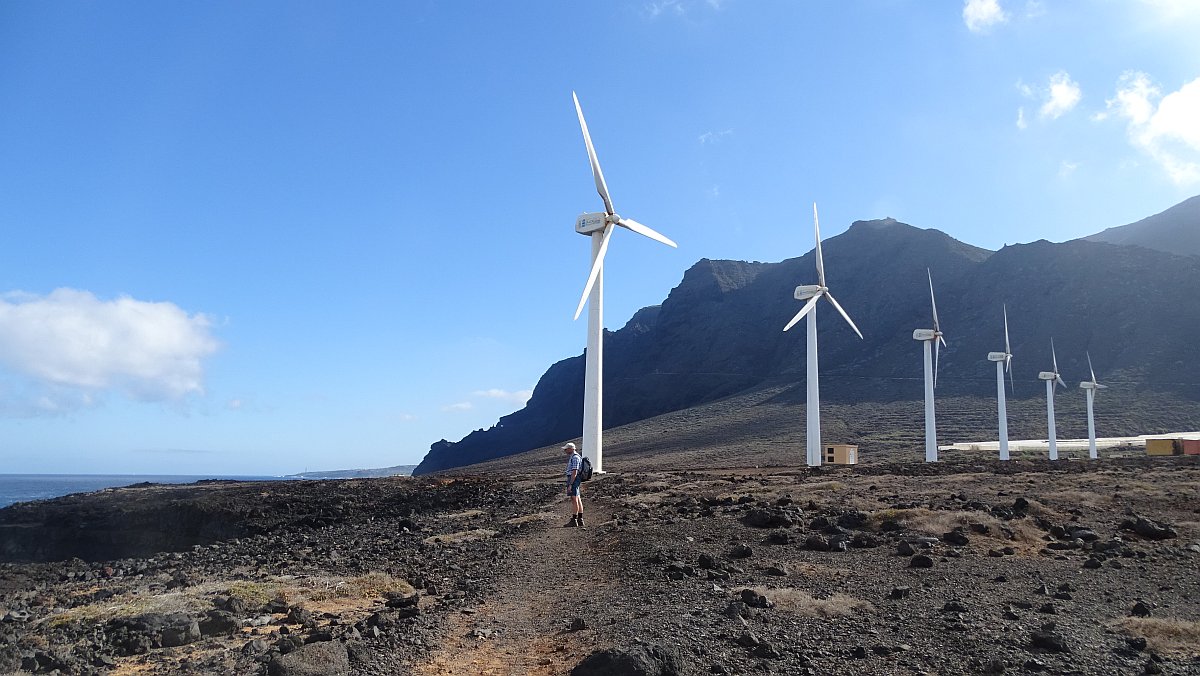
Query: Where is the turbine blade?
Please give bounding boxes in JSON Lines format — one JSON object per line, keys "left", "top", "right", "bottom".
{"left": 1056, "top": 375, "right": 1066, "bottom": 390}
{"left": 813, "top": 203, "right": 826, "bottom": 288}
{"left": 1096, "top": 383, "right": 1108, "bottom": 389}
{"left": 927, "top": 268, "right": 940, "bottom": 332}
{"left": 823, "top": 291, "right": 864, "bottom": 340}
{"left": 939, "top": 334, "right": 948, "bottom": 348}
{"left": 617, "top": 217, "right": 677, "bottom": 248}
{"left": 1003, "top": 305, "right": 1010, "bottom": 355}
{"left": 934, "top": 339, "right": 940, "bottom": 389}
{"left": 1006, "top": 355, "right": 1014, "bottom": 393}
{"left": 1051, "top": 338, "right": 1059, "bottom": 374}
{"left": 1087, "top": 351, "right": 1097, "bottom": 385}
{"left": 782, "top": 291, "right": 822, "bottom": 332}
{"left": 572, "top": 92, "right": 614, "bottom": 215}
{"left": 572, "top": 224, "right": 614, "bottom": 320}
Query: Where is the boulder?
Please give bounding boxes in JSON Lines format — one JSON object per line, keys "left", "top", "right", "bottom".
{"left": 572, "top": 645, "right": 685, "bottom": 676}
{"left": 268, "top": 640, "right": 350, "bottom": 676}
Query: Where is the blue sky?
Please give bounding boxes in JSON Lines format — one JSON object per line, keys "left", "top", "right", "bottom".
{"left": 1, "top": 1, "right": 1198, "bottom": 475}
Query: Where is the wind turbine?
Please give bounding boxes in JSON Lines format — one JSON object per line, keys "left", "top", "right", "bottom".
{"left": 782, "top": 203, "right": 864, "bottom": 467}
{"left": 1079, "top": 352, "right": 1106, "bottom": 460}
{"left": 912, "top": 269, "right": 946, "bottom": 463}
{"left": 1037, "top": 339, "right": 1067, "bottom": 460}
{"left": 986, "top": 306, "right": 1014, "bottom": 460}
{"left": 570, "top": 91, "right": 677, "bottom": 474}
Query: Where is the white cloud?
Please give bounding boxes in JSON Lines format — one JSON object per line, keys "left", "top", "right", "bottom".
{"left": 1023, "top": 0, "right": 1046, "bottom": 19}
{"left": 471, "top": 388, "right": 533, "bottom": 404}
{"left": 1058, "top": 160, "right": 1080, "bottom": 178}
{"left": 708, "top": 185, "right": 721, "bottom": 199}
{"left": 1105, "top": 72, "right": 1200, "bottom": 185}
{"left": 646, "top": 0, "right": 685, "bottom": 18}
{"left": 1039, "top": 71, "right": 1082, "bottom": 119}
{"left": 1016, "top": 107, "right": 1027, "bottom": 129}
{"left": 698, "top": 128, "right": 733, "bottom": 144}
{"left": 963, "top": 0, "right": 1008, "bottom": 33}
{"left": 442, "top": 401, "right": 473, "bottom": 412}
{"left": 0, "top": 289, "right": 219, "bottom": 410}
{"left": 226, "top": 398, "right": 243, "bottom": 410}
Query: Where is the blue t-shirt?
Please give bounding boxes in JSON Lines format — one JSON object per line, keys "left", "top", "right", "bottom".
{"left": 566, "top": 452, "right": 582, "bottom": 480}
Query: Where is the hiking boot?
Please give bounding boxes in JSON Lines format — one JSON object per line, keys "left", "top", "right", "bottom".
{"left": 565, "top": 515, "right": 579, "bottom": 528}
{"left": 577, "top": 514, "right": 586, "bottom": 528}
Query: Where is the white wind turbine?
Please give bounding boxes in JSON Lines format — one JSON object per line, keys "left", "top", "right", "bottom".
{"left": 782, "top": 203, "right": 864, "bottom": 467}
{"left": 1037, "top": 339, "right": 1067, "bottom": 460}
{"left": 570, "top": 91, "right": 677, "bottom": 474}
{"left": 986, "top": 306, "right": 1015, "bottom": 460}
{"left": 1079, "top": 352, "right": 1106, "bottom": 460}
{"left": 912, "top": 269, "right": 946, "bottom": 463}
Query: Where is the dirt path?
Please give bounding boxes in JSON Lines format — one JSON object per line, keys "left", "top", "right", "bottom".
{"left": 413, "top": 483, "right": 618, "bottom": 676}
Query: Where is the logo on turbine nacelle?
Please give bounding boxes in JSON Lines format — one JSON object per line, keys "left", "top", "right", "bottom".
{"left": 987, "top": 352, "right": 1008, "bottom": 362}
{"left": 793, "top": 285, "right": 822, "bottom": 300}
{"left": 575, "top": 212, "right": 608, "bottom": 235}
{"left": 912, "top": 329, "right": 937, "bottom": 341}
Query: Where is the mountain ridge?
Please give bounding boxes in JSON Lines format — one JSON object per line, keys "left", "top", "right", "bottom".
{"left": 413, "top": 202, "right": 1200, "bottom": 475}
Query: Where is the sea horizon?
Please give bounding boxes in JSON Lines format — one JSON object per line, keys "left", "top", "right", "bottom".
{"left": 0, "top": 473, "right": 287, "bottom": 509}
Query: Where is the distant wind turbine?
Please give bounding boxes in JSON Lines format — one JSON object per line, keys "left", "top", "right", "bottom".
{"left": 1037, "top": 339, "right": 1068, "bottom": 460}
{"left": 986, "top": 306, "right": 1015, "bottom": 460}
{"left": 1079, "top": 352, "right": 1107, "bottom": 460}
{"left": 570, "top": 91, "right": 677, "bottom": 474}
{"left": 913, "top": 269, "right": 946, "bottom": 463}
{"left": 782, "top": 203, "right": 864, "bottom": 467}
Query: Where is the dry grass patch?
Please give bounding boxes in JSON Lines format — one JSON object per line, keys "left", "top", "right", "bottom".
{"left": 47, "top": 590, "right": 209, "bottom": 628}
{"left": 443, "top": 509, "right": 484, "bottom": 520}
{"left": 803, "top": 481, "right": 845, "bottom": 492}
{"left": 1115, "top": 617, "right": 1200, "bottom": 657}
{"left": 867, "top": 508, "right": 1043, "bottom": 550}
{"left": 743, "top": 586, "right": 873, "bottom": 618}
{"left": 423, "top": 528, "right": 497, "bottom": 545}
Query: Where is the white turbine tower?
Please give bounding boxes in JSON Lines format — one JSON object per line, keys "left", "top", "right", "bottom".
{"left": 987, "top": 306, "right": 1015, "bottom": 460}
{"left": 1038, "top": 339, "right": 1067, "bottom": 460}
{"left": 782, "top": 204, "right": 864, "bottom": 467}
{"left": 913, "top": 269, "right": 946, "bottom": 463}
{"left": 570, "top": 91, "right": 677, "bottom": 474}
{"left": 1079, "top": 352, "right": 1106, "bottom": 460}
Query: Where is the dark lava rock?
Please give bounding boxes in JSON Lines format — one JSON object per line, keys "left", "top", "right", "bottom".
{"left": 572, "top": 644, "right": 685, "bottom": 676}
{"left": 268, "top": 640, "right": 350, "bottom": 676}
{"left": 943, "top": 530, "right": 970, "bottom": 546}
{"left": 1083, "top": 557, "right": 1103, "bottom": 569}
{"left": 1122, "top": 516, "right": 1178, "bottom": 540}
{"left": 199, "top": 610, "right": 240, "bottom": 636}
{"left": 805, "top": 535, "right": 830, "bottom": 552}
{"left": 897, "top": 541, "right": 917, "bottom": 556}
{"left": 570, "top": 617, "right": 587, "bottom": 631}
{"left": 1131, "top": 601, "right": 1152, "bottom": 617}
{"left": 765, "top": 530, "right": 791, "bottom": 545}
{"left": 888, "top": 586, "right": 911, "bottom": 600}
{"left": 740, "top": 589, "right": 773, "bottom": 609}
{"left": 736, "top": 631, "right": 760, "bottom": 647}
{"left": 742, "top": 508, "right": 792, "bottom": 528}
{"left": 764, "top": 565, "right": 787, "bottom": 577}
{"left": 287, "top": 606, "right": 314, "bottom": 625}
{"left": 1030, "top": 630, "right": 1070, "bottom": 653}
{"left": 836, "top": 511, "right": 868, "bottom": 529}
{"left": 850, "top": 533, "right": 880, "bottom": 548}
{"left": 730, "top": 544, "right": 753, "bottom": 559}
{"left": 161, "top": 617, "right": 202, "bottom": 648}
{"left": 909, "top": 554, "right": 934, "bottom": 568}
{"left": 942, "top": 600, "right": 967, "bottom": 612}
{"left": 697, "top": 553, "right": 718, "bottom": 570}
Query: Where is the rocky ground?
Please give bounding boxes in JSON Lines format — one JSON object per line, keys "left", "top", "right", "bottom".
{"left": 2, "top": 457, "right": 1200, "bottom": 675}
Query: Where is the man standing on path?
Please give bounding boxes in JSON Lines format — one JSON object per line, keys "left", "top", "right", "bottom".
{"left": 563, "top": 443, "right": 585, "bottom": 527}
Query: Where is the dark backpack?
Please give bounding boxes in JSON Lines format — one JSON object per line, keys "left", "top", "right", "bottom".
{"left": 579, "top": 456, "right": 594, "bottom": 482}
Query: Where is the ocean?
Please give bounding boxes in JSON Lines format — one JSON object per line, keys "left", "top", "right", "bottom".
{"left": 0, "top": 474, "right": 284, "bottom": 509}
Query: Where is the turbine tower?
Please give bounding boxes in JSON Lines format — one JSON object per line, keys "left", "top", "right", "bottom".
{"left": 912, "top": 269, "right": 946, "bottom": 463}
{"left": 1079, "top": 352, "right": 1106, "bottom": 460}
{"left": 570, "top": 91, "right": 677, "bottom": 474}
{"left": 986, "top": 306, "right": 1015, "bottom": 460}
{"left": 1037, "top": 339, "right": 1067, "bottom": 460}
{"left": 782, "top": 204, "right": 864, "bottom": 467}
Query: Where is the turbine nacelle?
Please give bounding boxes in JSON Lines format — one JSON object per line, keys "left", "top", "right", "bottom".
{"left": 1037, "top": 371, "right": 1057, "bottom": 380}
{"left": 987, "top": 352, "right": 1009, "bottom": 362}
{"left": 794, "top": 284, "right": 824, "bottom": 300}
{"left": 575, "top": 212, "right": 608, "bottom": 235}
{"left": 1080, "top": 381, "right": 1106, "bottom": 390}
{"left": 913, "top": 329, "right": 938, "bottom": 341}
